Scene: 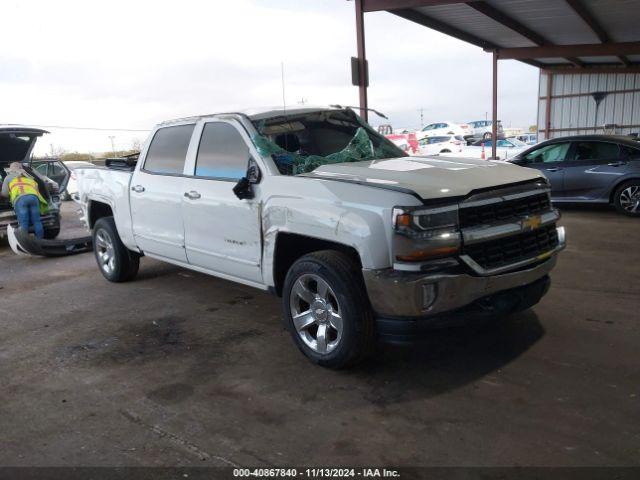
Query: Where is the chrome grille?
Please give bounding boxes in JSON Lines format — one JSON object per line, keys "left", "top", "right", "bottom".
{"left": 463, "top": 224, "right": 559, "bottom": 271}
{"left": 459, "top": 192, "right": 551, "bottom": 229}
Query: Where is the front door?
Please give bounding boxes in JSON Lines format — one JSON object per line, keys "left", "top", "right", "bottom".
{"left": 130, "top": 123, "right": 195, "bottom": 262}
{"left": 520, "top": 141, "right": 571, "bottom": 198}
{"left": 182, "top": 120, "right": 262, "bottom": 283}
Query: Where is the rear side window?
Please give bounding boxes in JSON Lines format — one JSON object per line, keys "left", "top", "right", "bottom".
{"left": 144, "top": 124, "right": 195, "bottom": 175}
{"left": 622, "top": 145, "right": 640, "bottom": 158}
{"left": 195, "top": 122, "right": 248, "bottom": 180}
{"left": 573, "top": 142, "right": 620, "bottom": 161}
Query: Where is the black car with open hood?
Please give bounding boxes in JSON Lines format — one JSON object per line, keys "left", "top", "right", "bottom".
{"left": 0, "top": 126, "right": 69, "bottom": 239}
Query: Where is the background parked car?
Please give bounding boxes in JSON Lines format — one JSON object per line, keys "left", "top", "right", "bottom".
{"left": 517, "top": 133, "right": 538, "bottom": 145}
{"left": 416, "top": 121, "right": 469, "bottom": 141}
{"left": 466, "top": 120, "right": 504, "bottom": 141}
{"left": 442, "top": 137, "right": 528, "bottom": 160}
{"left": 509, "top": 135, "right": 640, "bottom": 216}
{"left": 384, "top": 131, "right": 419, "bottom": 155}
{"left": 418, "top": 135, "right": 465, "bottom": 155}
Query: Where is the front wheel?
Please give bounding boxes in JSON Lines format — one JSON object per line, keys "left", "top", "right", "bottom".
{"left": 614, "top": 180, "right": 640, "bottom": 216}
{"left": 93, "top": 217, "right": 140, "bottom": 282}
{"left": 283, "top": 250, "right": 375, "bottom": 369}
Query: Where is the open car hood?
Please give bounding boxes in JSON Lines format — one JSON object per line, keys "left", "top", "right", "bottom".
{"left": 303, "top": 156, "right": 544, "bottom": 200}
{"left": 0, "top": 127, "right": 49, "bottom": 167}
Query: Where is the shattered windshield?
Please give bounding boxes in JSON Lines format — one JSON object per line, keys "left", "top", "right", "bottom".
{"left": 251, "top": 109, "right": 407, "bottom": 175}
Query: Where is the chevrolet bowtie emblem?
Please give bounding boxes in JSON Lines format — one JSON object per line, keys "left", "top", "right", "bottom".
{"left": 521, "top": 214, "right": 542, "bottom": 231}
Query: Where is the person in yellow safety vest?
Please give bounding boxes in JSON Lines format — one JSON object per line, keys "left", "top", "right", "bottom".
{"left": 1, "top": 162, "right": 48, "bottom": 239}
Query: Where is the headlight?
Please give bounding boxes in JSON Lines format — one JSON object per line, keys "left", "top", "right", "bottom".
{"left": 393, "top": 205, "right": 461, "bottom": 262}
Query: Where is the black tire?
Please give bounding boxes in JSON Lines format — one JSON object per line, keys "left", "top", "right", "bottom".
{"left": 483, "top": 132, "right": 492, "bottom": 140}
{"left": 440, "top": 149, "right": 451, "bottom": 153}
{"left": 92, "top": 216, "right": 140, "bottom": 282}
{"left": 282, "top": 250, "right": 375, "bottom": 369}
{"left": 613, "top": 180, "right": 640, "bottom": 216}
{"left": 43, "top": 225, "right": 60, "bottom": 240}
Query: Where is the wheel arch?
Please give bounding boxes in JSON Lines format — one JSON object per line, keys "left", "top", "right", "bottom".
{"left": 271, "top": 232, "right": 362, "bottom": 297}
{"left": 609, "top": 177, "right": 640, "bottom": 204}
{"left": 87, "top": 200, "right": 114, "bottom": 229}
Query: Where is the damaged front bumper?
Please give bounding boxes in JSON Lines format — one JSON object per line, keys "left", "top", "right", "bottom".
{"left": 363, "top": 246, "right": 562, "bottom": 343}
{"left": 7, "top": 224, "right": 92, "bottom": 257}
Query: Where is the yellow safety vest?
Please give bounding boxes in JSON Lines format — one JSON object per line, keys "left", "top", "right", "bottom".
{"left": 8, "top": 175, "right": 49, "bottom": 213}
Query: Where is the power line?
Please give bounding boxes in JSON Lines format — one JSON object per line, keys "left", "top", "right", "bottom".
{"left": 0, "top": 123, "right": 151, "bottom": 132}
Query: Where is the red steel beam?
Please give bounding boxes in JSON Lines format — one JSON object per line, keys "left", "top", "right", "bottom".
{"left": 491, "top": 50, "right": 498, "bottom": 160}
{"left": 564, "top": 0, "right": 631, "bottom": 66}
{"left": 355, "top": 0, "right": 369, "bottom": 122}
{"left": 362, "top": 0, "right": 468, "bottom": 13}
{"left": 541, "top": 65, "right": 640, "bottom": 74}
{"left": 545, "top": 73, "right": 552, "bottom": 140}
{"left": 466, "top": 1, "right": 584, "bottom": 67}
{"left": 391, "top": 8, "right": 545, "bottom": 68}
{"left": 494, "top": 42, "right": 640, "bottom": 60}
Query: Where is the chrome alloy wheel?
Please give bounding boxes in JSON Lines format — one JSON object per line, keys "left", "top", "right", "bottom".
{"left": 289, "top": 273, "right": 343, "bottom": 355}
{"left": 619, "top": 185, "right": 640, "bottom": 213}
{"left": 95, "top": 229, "right": 116, "bottom": 275}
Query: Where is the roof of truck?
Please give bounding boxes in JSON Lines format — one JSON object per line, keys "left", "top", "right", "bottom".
{"left": 158, "top": 105, "right": 342, "bottom": 127}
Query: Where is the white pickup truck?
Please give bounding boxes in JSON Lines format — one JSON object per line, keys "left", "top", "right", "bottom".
{"left": 77, "top": 106, "right": 565, "bottom": 368}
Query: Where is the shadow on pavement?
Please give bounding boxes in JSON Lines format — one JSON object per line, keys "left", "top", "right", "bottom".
{"left": 345, "top": 310, "right": 545, "bottom": 404}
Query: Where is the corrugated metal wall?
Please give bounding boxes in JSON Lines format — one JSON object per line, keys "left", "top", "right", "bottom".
{"left": 537, "top": 72, "right": 640, "bottom": 140}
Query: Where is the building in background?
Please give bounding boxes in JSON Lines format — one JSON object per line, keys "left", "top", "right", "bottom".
{"left": 537, "top": 71, "right": 640, "bottom": 141}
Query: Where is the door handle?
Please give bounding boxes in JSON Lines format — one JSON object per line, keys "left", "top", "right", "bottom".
{"left": 545, "top": 167, "right": 562, "bottom": 172}
{"left": 131, "top": 185, "right": 145, "bottom": 193}
{"left": 184, "top": 191, "right": 201, "bottom": 200}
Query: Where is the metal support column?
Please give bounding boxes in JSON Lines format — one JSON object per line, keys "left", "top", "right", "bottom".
{"left": 545, "top": 72, "right": 553, "bottom": 140}
{"left": 491, "top": 50, "right": 498, "bottom": 159}
{"left": 355, "top": 0, "right": 369, "bottom": 122}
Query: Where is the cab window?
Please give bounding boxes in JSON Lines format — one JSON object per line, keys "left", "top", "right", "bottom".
{"left": 195, "top": 122, "right": 248, "bottom": 180}
{"left": 523, "top": 142, "right": 570, "bottom": 164}
{"left": 144, "top": 124, "right": 195, "bottom": 175}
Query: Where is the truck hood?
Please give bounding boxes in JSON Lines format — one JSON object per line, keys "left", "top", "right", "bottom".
{"left": 303, "top": 156, "right": 544, "bottom": 200}
{"left": 0, "top": 127, "right": 49, "bottom": 167}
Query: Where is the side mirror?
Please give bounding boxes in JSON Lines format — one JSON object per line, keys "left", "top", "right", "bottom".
{"left": 233, "top": 158, "right": 262, "bottom": 200}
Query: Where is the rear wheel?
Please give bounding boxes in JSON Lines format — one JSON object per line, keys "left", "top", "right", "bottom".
{"left": 283, "top": 250, "right": 375, "bottom": 369}
{"left": 483, "top": 132, "right": 492, "bottom": 140}
{"left": 613, "top": 180, "right": 640, "bottom": 216}
{"left": 93, "top": 217, "right": 140, "bottom": 282}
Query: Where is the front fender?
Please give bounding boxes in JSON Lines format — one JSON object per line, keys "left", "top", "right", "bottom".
{"left": 261, "top": 196, "right": 393, "bottom": 286}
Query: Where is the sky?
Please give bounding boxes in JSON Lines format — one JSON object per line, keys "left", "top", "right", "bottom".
{"left": 0, "top": 0, "right": 540, "bottom": 155}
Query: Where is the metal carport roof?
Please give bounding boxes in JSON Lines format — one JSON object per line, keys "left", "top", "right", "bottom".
{"left": 352, "top": 0, "right": 640, "bottom": 156}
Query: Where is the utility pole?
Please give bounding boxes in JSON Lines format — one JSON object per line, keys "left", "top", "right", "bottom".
{"left": 108, "top": 136, "right": 116, "bottom": 157}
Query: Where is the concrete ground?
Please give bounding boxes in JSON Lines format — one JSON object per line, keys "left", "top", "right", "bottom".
{"left": 0, "top": 202, "right": 638, "bottom": 467}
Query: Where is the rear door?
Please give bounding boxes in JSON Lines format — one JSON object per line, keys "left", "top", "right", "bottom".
{"left": 562, "top": 141, "right": 627, "bottom": 201}
{"left": 46, "top": 161, "right": 70, "bottom": 193}
{"left": 519, "top": 141, "right": 571, "bottom": 197}
{"left": 129, "top": 123, "right": 195, "bottom": 262}
{"left": 182, "top": 120, "right": 262, "bottom": 283}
